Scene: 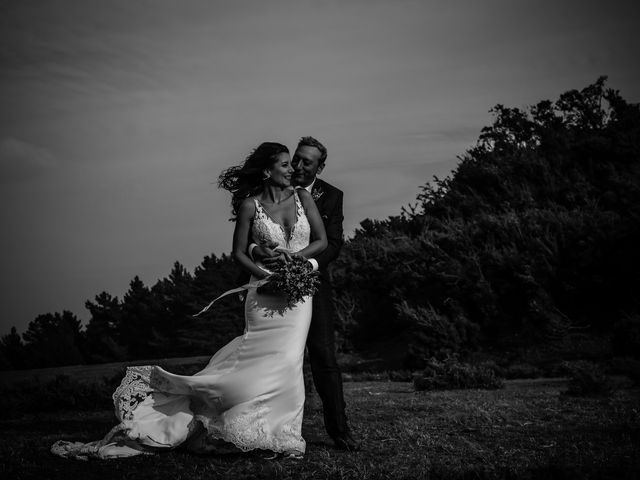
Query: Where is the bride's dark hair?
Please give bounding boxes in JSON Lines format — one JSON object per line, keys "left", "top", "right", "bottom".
{"left": 218, "top": 142, "right": 289, "bottom": 218}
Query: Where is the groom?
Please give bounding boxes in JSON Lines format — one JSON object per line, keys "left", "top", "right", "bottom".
{"left": 252, "top": 136, "right": 360, "bottom": 451}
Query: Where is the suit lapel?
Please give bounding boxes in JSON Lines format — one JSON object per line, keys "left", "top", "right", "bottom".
{"left": 311, "top": 178, "right": 327, "bottom": 220}
{"left": 311, "top": 179, "right": 327, "bottom": 214}
{"left": 311, "top": 179, "right": 324, "bottom": 200}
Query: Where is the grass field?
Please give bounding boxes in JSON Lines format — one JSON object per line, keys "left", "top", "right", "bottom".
{"left": 1, "top": 372, "right": 639, "bottom": 479}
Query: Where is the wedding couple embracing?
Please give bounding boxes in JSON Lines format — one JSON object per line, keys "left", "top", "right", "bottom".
{"left": 52, "top": 136, "right": 360, "bottom": 460}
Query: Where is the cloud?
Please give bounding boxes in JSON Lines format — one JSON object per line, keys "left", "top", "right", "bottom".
{"left": 0, "top": 138, "right": 57, "bottom": 184}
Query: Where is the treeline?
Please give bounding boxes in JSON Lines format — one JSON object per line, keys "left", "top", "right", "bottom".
{"left": 0, "top": 256, "right": 246, "bottom": 369}
{"left": 330, "top": 77, "right": 640, "bottom": 368}
{"left": 2, "top": 77, "right": 639, "bottom": 371}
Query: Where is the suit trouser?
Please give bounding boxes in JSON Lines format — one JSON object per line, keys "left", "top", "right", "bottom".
{"left": 306, "top": 277, "right": 348, "bottom": 437}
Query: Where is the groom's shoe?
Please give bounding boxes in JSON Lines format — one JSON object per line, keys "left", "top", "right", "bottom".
{"left": 331, "top": 432, "right": 361, "bottom": 451}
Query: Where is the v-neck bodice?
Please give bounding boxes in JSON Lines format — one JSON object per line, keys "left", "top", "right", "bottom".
{"left": 252, "top": 191, "right": 310, "bottom": 252}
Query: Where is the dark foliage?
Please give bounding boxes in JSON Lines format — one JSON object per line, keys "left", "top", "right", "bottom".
{"left": 84, "top": 291, "right": 127, "bottom": 363}
{"left": 608, "top": 357, "right": 640, "bottom": 384}
{"left": 1, "top": 256, "right": 245, "bottom": 369}
{"left": 19, "top": 311, "right": 85, "bottom": 368}
{"left": 563, "top": 360, "right": 612, "bottom": 396}
{"left": 330, "top": 77, "right": 640, "bottom": 368}
{"left": 503, "top": 363, "right": 543, "bottom": 380}
{"left": 0, "top": 327, "right": 25, "bottom": 369}
{"left": 413, "top": 357, "right": 504, "bottom": 391}
{"left": 612, "top": 314, "right": 640, "bottom": 358}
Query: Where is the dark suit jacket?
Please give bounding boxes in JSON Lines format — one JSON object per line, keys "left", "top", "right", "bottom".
{"left": 309, "top": 178, "right": 344, "bottom": 278}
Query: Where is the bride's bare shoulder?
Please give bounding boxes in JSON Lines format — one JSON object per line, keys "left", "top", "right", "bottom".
{"left": 238, "top": 197, "right": 257, "bottom": 219}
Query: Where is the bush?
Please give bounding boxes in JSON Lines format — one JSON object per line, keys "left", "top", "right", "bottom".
{"left": 413, "top": 357, "right": 504, "bottom": 391}
{"left": 563, "top": 361, "right": 611, "bottom": 396}
{"left": 473, "top": 359, "right": 505, "bottom": 378}
{"left": 608, "top": 357, "right": 640, "bottom": 384}
{"left": 612, "top": 315, "right": 640, "bottom": 358}
{"left": 329, "top": 77, "right": 640, "bottom": 369}
{"left": 504, "top": 363, "right": 543, "bottom": 379}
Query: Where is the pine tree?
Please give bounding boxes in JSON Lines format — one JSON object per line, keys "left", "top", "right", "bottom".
{"left": 0, "top": 326, "right": 26, "bottom": 369}
{"left": 147, "top": 261, "right": 197, "bottom": 357}
{"left": 22, "top": 311, "right": 86, "bottom": 367}
{"left": 119, "top": 276, "right": 164, "bottom": 359}
{"left": 85, "top": 291, "right": 126, "bottom": 363}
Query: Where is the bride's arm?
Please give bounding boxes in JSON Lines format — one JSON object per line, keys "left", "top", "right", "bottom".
{"left": 232, "top": 198, "right": 270, "bottom": 279}
{"left": 295, "top": 189, "right": 328, "bottom": 259}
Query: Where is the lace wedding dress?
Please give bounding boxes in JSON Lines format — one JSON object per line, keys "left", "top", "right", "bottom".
{"left": 52, "top": 191, "right": 312, "bottom": 459}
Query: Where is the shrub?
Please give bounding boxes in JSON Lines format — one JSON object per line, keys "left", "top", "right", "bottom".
{"left": 504, "top": 363, "right": 543, "bottom": 379}
{"left": 612, "top": 314, "right": 640, "bottom": 358}
{"left": 473, "top": 359, "right": 505, "bottom": 378}
{"left": 396, "top": 301, "right": 480, "bottom": 368}
{"left": 608, "top": 357, "right": 640, "bottom": 384}
{"left": 413, "top": 357, "right": 504, "bottom": 391}
{"left": 329, "top": 77, "right": 640, "bottom": 369}
{"left": 563, "top": 361, "right": 611, "bottom": 396}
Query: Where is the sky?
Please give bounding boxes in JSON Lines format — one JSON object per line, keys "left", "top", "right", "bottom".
{"left": 1, "top": 0, "right": 639, "bottom": 335}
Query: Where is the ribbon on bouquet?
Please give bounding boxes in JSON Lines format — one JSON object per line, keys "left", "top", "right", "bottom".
{"left": 193, "top": 278, "right": 270, "bottom": 317}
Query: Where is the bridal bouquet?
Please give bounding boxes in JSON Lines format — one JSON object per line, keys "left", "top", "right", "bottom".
{"left": 267, "top": 255, "right": 320, "bottom": 308}
{"left": 193, "top": 255, "right": 319, "bottom": 317}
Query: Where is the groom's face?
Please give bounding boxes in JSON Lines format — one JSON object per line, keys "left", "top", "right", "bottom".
{"left": 292, "top": 145, "right": 324, "bottom": 188}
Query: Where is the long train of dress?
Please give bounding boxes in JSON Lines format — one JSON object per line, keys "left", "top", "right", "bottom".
{"left": 51, "top": 191, "right": 313, "bottom": 459}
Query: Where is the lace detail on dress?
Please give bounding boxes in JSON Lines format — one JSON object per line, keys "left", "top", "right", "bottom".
{"left": 51, "top": 423, "right": 151, "bottom": 460}
{"left": 252, "top": 191, "right": 310, "bottom": 254}
{"left": 195, "top": 403, "right": 305, "bottom": 453}
{"left": 108, "top": 364, "right": 305, "bottom": 454}
{"left": 270, "top": 407, "right": 305, "bottom": 453}
{"left": 113, "top": 366, "right": 153, "bottom": 421}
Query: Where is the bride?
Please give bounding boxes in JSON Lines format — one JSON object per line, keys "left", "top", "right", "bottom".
{"left": 51, "top": 142, "right": 327, "bottom": 460}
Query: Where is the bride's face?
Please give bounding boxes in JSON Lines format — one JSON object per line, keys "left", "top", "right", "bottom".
{"left": 266, "top": 152, "right": 294, "bottom": 187}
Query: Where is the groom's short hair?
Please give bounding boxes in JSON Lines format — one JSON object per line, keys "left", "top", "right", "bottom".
{"left": 298, "top": 136, "right": 327, "bottom": 164}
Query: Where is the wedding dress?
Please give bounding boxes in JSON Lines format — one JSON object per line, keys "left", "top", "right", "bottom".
{"left": 52, "top": 191, "right": 312, "bottom": 459}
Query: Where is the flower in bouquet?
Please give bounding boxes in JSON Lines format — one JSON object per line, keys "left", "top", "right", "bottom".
{"left": 268, "top": 256, "right": 320, "bottom": 308}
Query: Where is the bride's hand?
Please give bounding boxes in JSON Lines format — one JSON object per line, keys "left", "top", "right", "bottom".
{"left": 262, "top": 250, "right": 292, "bottom": 268}
{"left": 253, "top": 241, "right": 279, "bottom": 262}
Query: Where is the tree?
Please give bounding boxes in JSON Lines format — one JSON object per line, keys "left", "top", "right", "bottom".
{"left": 173, "top": 254, "right": 244, "bottom": 355}
{"left": 331, "top": 77, "right": 640, "bottom": 367}
{"left": 22, "top": 311, "right": 86, "bottom": 368}
{"left": 147, "top": 261, "right": 197, "bottom": 357}
{"left": 0, "top": 327, "right": 26, "bottom": 369}
{"left": 85, "top": 291, "right": 126, "bottom": 363}
{"left": 118, "top": 276, "right": 164, "bottom": 359}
